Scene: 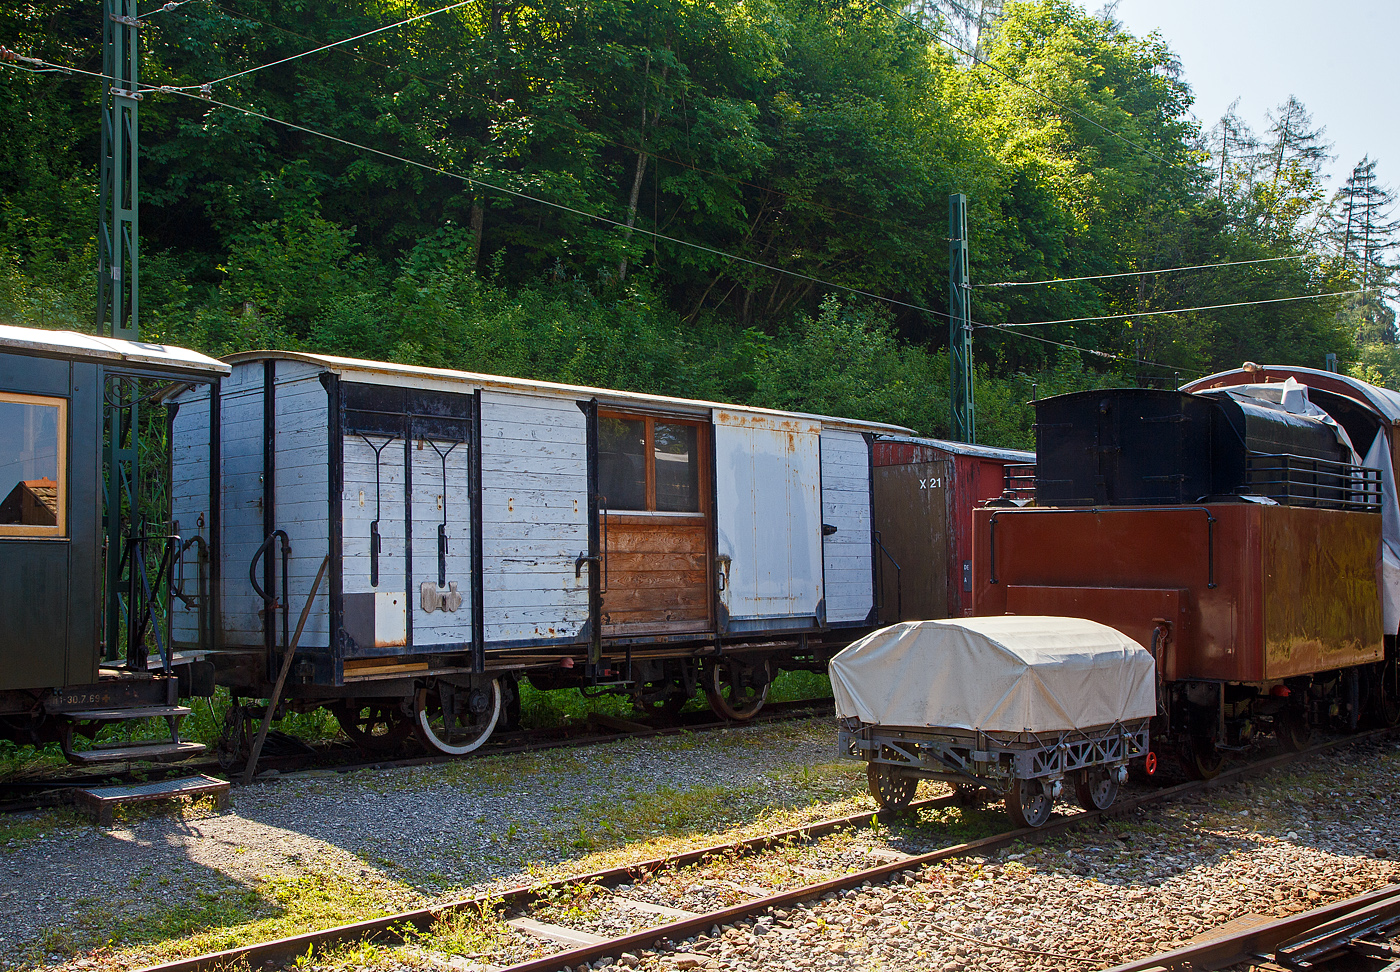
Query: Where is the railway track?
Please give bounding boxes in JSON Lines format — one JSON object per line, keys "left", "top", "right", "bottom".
{"left": 129, "top": 726, "right": 1398, "bottom": 972}
{"left": 0, "top": 698, "right": 835, "bottom": 813}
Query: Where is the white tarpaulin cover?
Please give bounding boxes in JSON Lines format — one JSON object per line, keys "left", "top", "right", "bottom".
{"left": 829, "top": 616, "right": 1157, "bottom": 733}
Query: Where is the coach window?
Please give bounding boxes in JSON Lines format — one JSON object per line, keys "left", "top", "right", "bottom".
{"left": 598, "top": 413, "right": 701, "bottom": 514}
{"left": 0, "top": 392, "right": 67, "bottom": 537}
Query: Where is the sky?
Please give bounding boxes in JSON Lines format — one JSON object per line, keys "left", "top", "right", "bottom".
{"left": 1110, "top": 0, "right": 1397, "bottom": 197}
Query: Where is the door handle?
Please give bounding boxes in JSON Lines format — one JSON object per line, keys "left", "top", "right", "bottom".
{"left": 715, "top": 554, "right": 731, "bottom": 592}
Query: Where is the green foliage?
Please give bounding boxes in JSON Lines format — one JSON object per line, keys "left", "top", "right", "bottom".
{"left": 0, "top": 0, "right": 1378, "bottom": 442}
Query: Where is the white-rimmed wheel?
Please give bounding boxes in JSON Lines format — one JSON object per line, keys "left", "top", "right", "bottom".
{"left": 1005, "top": 777, "right": 1053, "bottom": 829}
{"left": 414, "top": 678, "right": 502, "bottom": 756}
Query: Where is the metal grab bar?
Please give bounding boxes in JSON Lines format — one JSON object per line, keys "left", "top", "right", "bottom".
{"left": 873, "top": 530, "right": 903, "bottom": 622}
{"left": 250, "top": 530, "right": 291, "bottom": 655}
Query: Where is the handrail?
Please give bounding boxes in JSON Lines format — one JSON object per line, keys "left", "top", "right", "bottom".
{"left": 250, "top": 530, "right": 291, "bottom": 656}
{"left": 243, "top": 554, "right": 330, "bottom": 785}
{"left": 872, "top": 530, "right": 903, "bottom": 622}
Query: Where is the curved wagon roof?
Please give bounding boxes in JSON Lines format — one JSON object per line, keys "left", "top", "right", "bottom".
{"left": 219, "top": 349, "right": 915, "bottom": 436}
{"left": 0, "top": 324, "right": 230, "bottom": 379}
{"left": 1184, "top": 365, "right": 1400, "bottom": 424}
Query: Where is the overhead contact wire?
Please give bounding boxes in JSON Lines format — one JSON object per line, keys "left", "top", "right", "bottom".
{"left": 996, "top": 288, "right": 1370, "bottom": 327}
{"left": 977, "top": 254, "right": 1310, "bottom": 288}
{"left": 161, "top": 88, "right": 964, "bottom": 321}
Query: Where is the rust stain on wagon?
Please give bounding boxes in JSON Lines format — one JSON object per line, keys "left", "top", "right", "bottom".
{"left": 715, "top": 409, "right": 816, "bottom": 434}
{"left": 1263, "top": 507, "right": 1383, "bottom": 677}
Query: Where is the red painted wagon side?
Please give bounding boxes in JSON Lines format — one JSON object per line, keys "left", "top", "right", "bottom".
{"left": 872, "top": 436, "right": 1033, "bottom": 622}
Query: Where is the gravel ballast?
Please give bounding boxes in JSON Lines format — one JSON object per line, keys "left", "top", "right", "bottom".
{"left": 4, "top": 724, "right": 1398, "bottom": 972}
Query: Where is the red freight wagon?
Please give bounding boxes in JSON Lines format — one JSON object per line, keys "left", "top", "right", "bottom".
{"left": 872, "top": 436, "right": 1033, "bottom": 623}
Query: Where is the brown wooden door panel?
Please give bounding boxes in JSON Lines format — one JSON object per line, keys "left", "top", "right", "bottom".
{"left": 872, "top": 460, "right": 950, "bottom": 624}
{"left": 606, "top": 551, "right": 708, "bottom": 572}
{"left": 601, "top": 515, "right": 713, "bottom": 634}
{"left": 605, "top": 527, "right": 708, "bottom": 554}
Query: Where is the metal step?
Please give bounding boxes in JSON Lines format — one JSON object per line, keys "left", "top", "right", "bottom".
{"left": 62, "top": 705, "right": 192, "bottom": 722}
{"left": 66, "top": 741, "right": 207, "bottom": 765}
{"left": 74, "top": 773, "right": 229, "bottom": 825}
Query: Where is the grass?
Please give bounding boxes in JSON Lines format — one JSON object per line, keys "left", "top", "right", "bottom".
{"left": 38, "top": 866, "right": 422, "bottom": 971}
{"left": 0, "top": 666, "right": 834, "bottom": 778}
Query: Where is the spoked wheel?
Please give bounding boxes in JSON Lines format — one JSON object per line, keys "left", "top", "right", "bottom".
{"left": 331, "top": 699, "right": 414, "bottom": 754}
{"left": 704, "top": 657, "right": 771, "bottom": 721}
{"left": 633, "top": 674, "right": 694, "bottom": 721}
{"left": 867, "top": 763, "right": 918, "bottom": 812}
{"left": 1005, "top": 777, "right": 1053, "bottom": 829}
{"left": 634, "top": 689, "right": 690, "bottom": 721}
{"left": 1276, "top": 709, "right": 1312, "bottom": 752}
{"left": 1178, "top": 735, "right": 1225, "bottom": 780}
{"left": 414, "top": 679, "right": 502, "bottom": 756}
{"left": 1074, "top": 766, "right": 1119, "bottom": 812}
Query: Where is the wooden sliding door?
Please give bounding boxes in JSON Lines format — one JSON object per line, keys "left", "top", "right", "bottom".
{"left": 597, "top": 412, "right": 712, "bottom": 637}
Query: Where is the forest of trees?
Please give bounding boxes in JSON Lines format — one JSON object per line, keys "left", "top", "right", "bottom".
{"left": 0, "top": 0, "right": 1395, "bottom": 447}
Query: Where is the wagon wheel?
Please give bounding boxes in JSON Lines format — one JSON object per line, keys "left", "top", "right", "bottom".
{"left": 1005, "top": 778, "right": 1053, "bottom": 829}
{"left": 1276, "top": 709, "right": 1312, "bottom": 753}
{"left": 414, "top": 679, "right": 502, "bottom": 756}
{"left": 633, "top": 671, "right": 694, "bottom": 721}
{"left": 330, "top": 700, "right": 414, "bottom": 754}
{"left": 215, "top": 701, "right": 250, "bottom": 771}
{"left": 952, "top": 783, "right": 984, "bottom": 806}
{"left": 633, "top": 685, "right": 691, "bottom": 721}
{"left": 1377, "top": 657, "right": 1400, "bottom": 729}
{"left": 1074, "top": 766, "right": 1119, "bottom": 812}
{"left": 867, "top": 763, "right": 917, "bottom": 812}
{"left": 1178, "top": 735, "right": 1224, "bottom": 780}
{"left": 704, "top": 657, "right": 771, "bottom": 721}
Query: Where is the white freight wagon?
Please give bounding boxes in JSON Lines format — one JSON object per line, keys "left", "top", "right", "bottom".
{"left": 166, "top": 352, "right": 907, "bottom": 754}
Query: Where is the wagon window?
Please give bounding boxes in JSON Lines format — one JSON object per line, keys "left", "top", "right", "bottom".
{"left": 599, "top": 416, "right": 647, "bottom": 510}
{"left": 654, "top": 422, "right": 699, "bottom": 513}
{"left": 0, "top": 392, "right": 67, "bottom": 537}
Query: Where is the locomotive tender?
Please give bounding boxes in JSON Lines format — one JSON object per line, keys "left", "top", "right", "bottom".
{"left": 974, "top": 368, "right": 1400, "bottom": 781}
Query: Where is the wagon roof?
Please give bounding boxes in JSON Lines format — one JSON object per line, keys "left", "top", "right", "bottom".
{"left": 0, "top": 324, "right": 230, "bottom": 378}
{"left": 1184, "top": 365, "right": 1400, "bottom": 424}
{"left": 223, "top": 349, "right": 913, "bottom": 435}
{"left": 876, "top": 434, "right": 1033, "bottom": 462}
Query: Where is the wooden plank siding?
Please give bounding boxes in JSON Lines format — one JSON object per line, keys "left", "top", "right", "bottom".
{"left": 820, "top": 429, "right": 874, "bottom": 624}
{"left": 213, "top": 365, "right": 270, "bottom": 647}
{"left": 600, "top": 516, "right": 711, "bottom": 634}
{"left": 479, "top": 390, "right": 590, "bottom": 646}
{"left": 169, "top": 388, "right": 210, "bottom": 648}
{"left": 272, "top": 364, "right": 331, "bottom": 648}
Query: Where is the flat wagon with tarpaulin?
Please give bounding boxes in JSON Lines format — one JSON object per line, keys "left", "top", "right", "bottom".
{"left": 831, "top": 615, "right": 1155, "bottom": 827}
{"left": 0, "top": 325, "right": 229, "bottom": 763}
{"left": 165, "top": 351, "right": 906, "bottom": 756}
{"left": 973, "top": 373, "right": 1400, "bottom": 780}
